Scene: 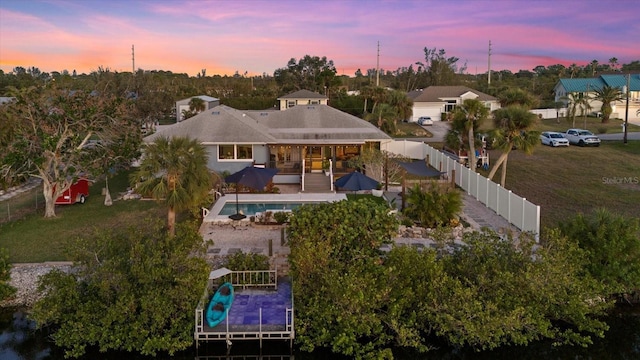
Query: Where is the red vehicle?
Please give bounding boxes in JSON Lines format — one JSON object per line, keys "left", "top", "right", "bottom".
{"left": 55, "top": 178, "right": 90, "bottom": 205}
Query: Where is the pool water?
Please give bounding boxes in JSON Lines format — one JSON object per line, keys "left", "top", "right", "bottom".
{"left": 219, "top": 202, "right": 318, "bottom": 216}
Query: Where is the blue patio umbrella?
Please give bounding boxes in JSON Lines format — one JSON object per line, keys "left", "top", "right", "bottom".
{"left": 225, "top": 166, "right": 279, "bottom": 220}
{"left": 334, "top": 171, "right": 380, "bottom": 192}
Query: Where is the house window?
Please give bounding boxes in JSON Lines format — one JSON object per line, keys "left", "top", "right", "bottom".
{"left": 237, "top": 145, "right": 252, "bottom": 159}
{"left": 218, "top": 145, "right": 253, "bottom": 160}
{"left": 219, "top": 145, "right": 234, "bottom": 160}
{"left": 445, "top": 100, "right": 457, "bottom": 112}
{"left": 287, "top": 100, "right": 296, "bottom": 108}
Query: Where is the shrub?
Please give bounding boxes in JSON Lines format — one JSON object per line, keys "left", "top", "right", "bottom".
{"left": 403, "top": 182, "right": 462, "bottom": 228}
{"left": 273, "top": 211, "right": 291, "bottom": 224}
{"left": 400, "top": 217, "right": 414, "bottom": 227}
{"left": 224, "top": 251, "right": 270, "bottom": 271}
{"left": 0, "top": 248, "right": 16, "bottom": 301}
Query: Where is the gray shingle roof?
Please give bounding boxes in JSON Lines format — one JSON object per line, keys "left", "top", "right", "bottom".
{"left": 278, "top": 89, "right": 327, "bottom": 99}
{"left": 145, "top": 104, "right": 390, "bottom": 145}
{"left": 247, "top": 104, "right": 391, "bottom": 144}
{"left": 408, "top": 86, "right": 497, "bottom": 102}
{"left": 145, "top": 105, "right": 276, "bottom": 144}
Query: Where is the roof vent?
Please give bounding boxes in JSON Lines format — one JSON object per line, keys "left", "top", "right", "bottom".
{"left": 260, "top": 112, "right": 269, "bottom": 116}
{"left": 212, "top": 111, "right": 220, "bottom": 115}
{"left": 307, "top": 106, "right": 315, "bottom": 109}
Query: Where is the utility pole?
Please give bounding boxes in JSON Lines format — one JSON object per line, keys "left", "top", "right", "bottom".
{"left": 376, "top": 41, "right": 380, "bottom": 87}
{"left": 487, "top": 40, "right": 492, "bottom": 86}
{"left": 624, "top": 73, "right": 630, "bottom": 144}
{"left": 132, "top": 45, "right": 135, "bottom": 74}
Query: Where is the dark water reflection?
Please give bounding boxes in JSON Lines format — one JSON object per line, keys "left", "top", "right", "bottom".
{"left": 2, "top": 307, "right": 639, "bottom": 360}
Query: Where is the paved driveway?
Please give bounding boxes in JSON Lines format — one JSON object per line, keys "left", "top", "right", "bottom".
{"left": 397, "top": 121, "right": 450, "bottom": 143}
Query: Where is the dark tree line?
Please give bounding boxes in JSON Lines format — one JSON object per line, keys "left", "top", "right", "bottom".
{"left": 2, "top": 53, "right": 637, "bottom": 118}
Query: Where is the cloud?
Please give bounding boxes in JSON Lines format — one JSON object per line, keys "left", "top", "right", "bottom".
{"left": 1, "top": 0, "right": 638, "bottom": 76}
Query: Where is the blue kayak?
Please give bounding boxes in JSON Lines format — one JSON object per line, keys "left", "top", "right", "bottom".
{"left": 205, "top": 282, "right": 234, "bottom": 327}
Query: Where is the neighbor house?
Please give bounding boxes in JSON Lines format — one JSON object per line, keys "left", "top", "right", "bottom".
{"left": 175, "top": 95, "right": 220, "bottom": 122}
{"left": 277, "top": 89, "right": 328, "bottom": 110}
{"left": 147, "top": 91, "right": 391, "bottom": 187}
{"left": 554, "top": 74, "right": 640, "bottom": 119}
{"left": 407, "top": 86, "right": 500, "bottom": 122}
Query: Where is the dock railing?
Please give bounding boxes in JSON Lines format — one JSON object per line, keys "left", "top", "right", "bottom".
{"left": 195, "top": 270, "right": 293, "bottom": 348}
{"left": 226, "top": 269, "right": 278, "bottom": 290}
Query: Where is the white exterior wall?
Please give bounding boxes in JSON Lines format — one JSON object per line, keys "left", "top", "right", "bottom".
{"left": 279, "top": 98, "right": 328, "bottom": 110}
{"left": 411, "top": 103, "right": 444, "bottom": 122}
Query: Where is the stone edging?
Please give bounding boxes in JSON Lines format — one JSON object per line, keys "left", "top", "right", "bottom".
{"left": 1, "top": 262, "right": 73, "bottom": 308}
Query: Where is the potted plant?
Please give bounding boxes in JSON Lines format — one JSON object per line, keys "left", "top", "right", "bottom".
{"left": 372, "top": 183, "right": 384, "bottom": 197}
{"left": 322, "top": 159, "right": 330, "bottom": 176}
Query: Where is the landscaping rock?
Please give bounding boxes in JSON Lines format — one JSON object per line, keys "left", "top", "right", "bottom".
{"left": 1, "top": 262, "right": 72, "bottom": 308}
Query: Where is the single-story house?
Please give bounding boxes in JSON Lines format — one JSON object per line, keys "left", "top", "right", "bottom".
{"left": 407, "top": 86, "right": 500, "bottom": 122}
{"left": 175, "top": 95, "right": 220, "bottom": 122}
{"left": 554, "top": 74, "right": 640, "bottom": 119}
{"left": 147, "top": 91, "right": 391, "bottom": 186}
{"left": 277, "top": 89, "right": 328, "bottom": 110}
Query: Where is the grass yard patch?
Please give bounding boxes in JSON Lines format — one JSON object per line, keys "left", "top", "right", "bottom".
{"left": 396, "top": 122, "right": 433, "bottom": 138}
{"left": 0, "top": 171, "right": 164, "bottom": 263}
{"left": 486, "top": 140, "right": 640, "bottom": 228}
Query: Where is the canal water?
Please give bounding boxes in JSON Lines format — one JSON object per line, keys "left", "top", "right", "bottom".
{"left": 2, "top": 307, "right": 639, "bottom": 359}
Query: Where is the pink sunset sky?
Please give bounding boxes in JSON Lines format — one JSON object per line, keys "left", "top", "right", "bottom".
{"left": 1, "top": 0, "right": 638, "bottom": 77}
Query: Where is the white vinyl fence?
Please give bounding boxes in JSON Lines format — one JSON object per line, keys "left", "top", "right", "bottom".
{"left": 382, "top": 140, "right": 540, "bottom": 237}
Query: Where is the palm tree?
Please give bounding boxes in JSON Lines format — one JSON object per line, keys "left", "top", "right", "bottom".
{"left": 451, "top": 99, "right": 490, "bottom": 172}
{"left": 589, "top": 59, "right": 599, "bottom": 76}
{"left": 130, "top": 136, "right": 212, "bottom": 236}
{"left": 593, "top": 85, "right": 624, "bottom": 123}
{"left": 360, "top": 85, "right": 374, "bottom": 114}
{"left": 487, "top": 106, "right": 540, "bottom": 187}
{"left": 498, "top": 88, "right": 539, "bottom": 109}
{"left": 562, "top": 92, "right": 586, "bottom": 128}
{"left": 189, "top": 97, "right": 206, "bottom": 113}
{"left": 388, "top": 90, "right": 413, "bottom": 126}
{"left": 366, "top": 103, "right": 398, "bottom": 134}
{"left": 370, "top": 86, "right": 389, "bottom": 114}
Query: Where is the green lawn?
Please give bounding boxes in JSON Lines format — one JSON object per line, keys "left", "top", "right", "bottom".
{"left": 0, "top": 171, "right": 163, "bottom": 263}
{"left": 396, "top": 122, "right": 433, "bottom": 138}
{"left": 480, "top": 140, "right": 640, "bottom": 228}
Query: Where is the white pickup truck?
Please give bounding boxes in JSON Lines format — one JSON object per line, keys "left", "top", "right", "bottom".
{"left": 565, "top": 129, "right": 601, "bottom": 147}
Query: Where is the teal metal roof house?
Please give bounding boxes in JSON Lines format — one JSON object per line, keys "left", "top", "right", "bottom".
{"left": 554, "top": 74, "right": 640, "bottom": 102}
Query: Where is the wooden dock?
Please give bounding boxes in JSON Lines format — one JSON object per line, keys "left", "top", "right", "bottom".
{"left": 194, "top": 269, "right": 294, "bottom": 349}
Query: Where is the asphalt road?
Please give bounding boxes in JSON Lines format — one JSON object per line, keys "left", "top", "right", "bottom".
{"left": 400, "top": 121, "right": 640, "bottom": 143}
{"left": 598, "top": 132, "right": 640, "bottom": 141}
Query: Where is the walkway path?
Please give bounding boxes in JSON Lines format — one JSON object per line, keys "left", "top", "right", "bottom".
{"left": 0, "top": 178, "right": 41, "bottom": 202}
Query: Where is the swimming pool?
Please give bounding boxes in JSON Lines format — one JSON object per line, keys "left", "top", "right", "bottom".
{"left": 218, "top": 202, "right": 318, "bottom": 216}
{"left": 205, "top": 193, "right": 348, "bottom": 222}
